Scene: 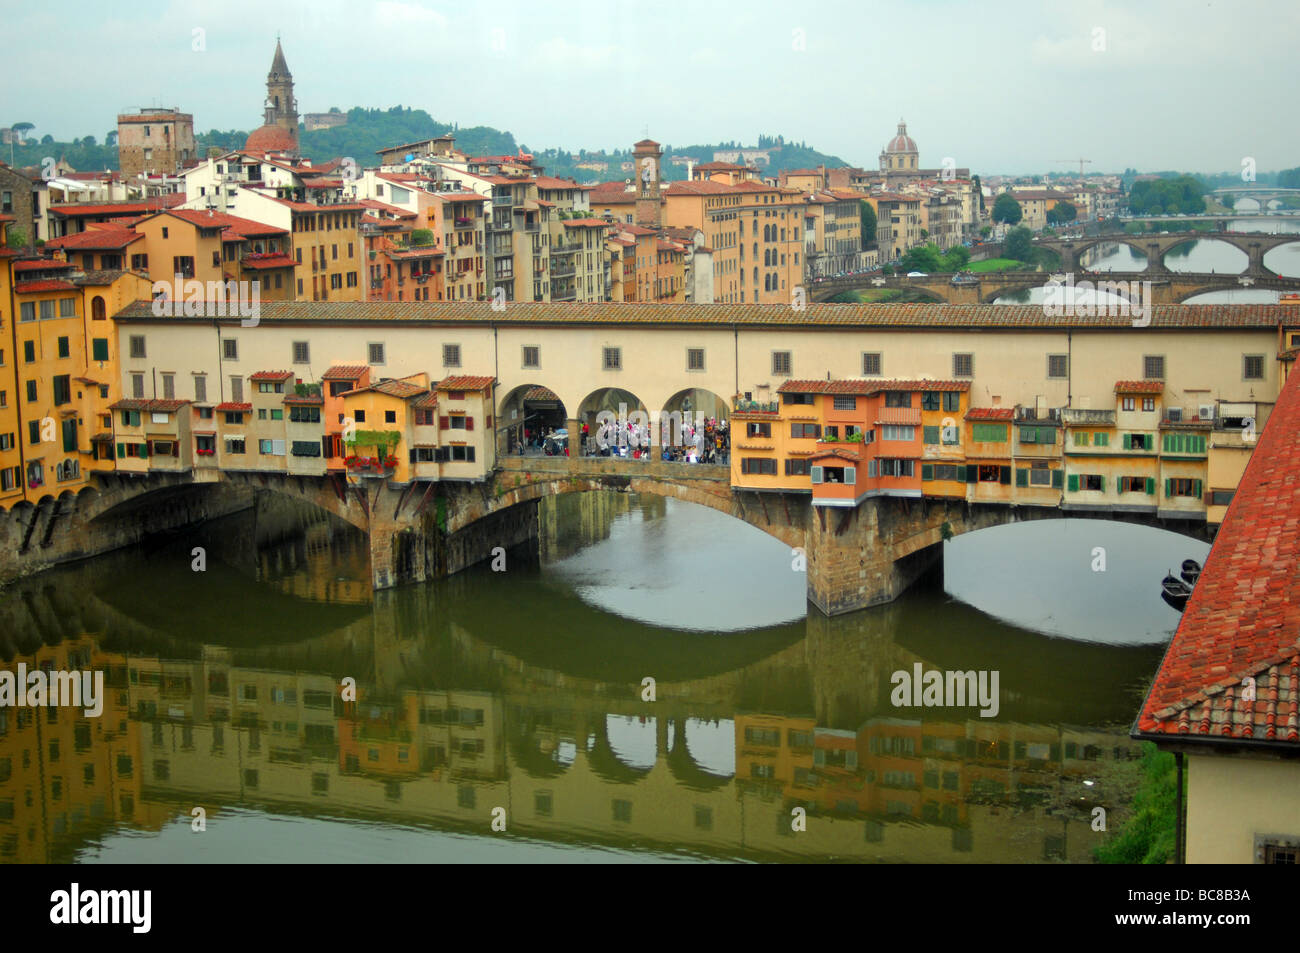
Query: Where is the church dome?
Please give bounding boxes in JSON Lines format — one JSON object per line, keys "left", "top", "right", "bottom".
{"left": 883, "top": 119, "right": 917, "bottom": 154}
{"left": 244, "top": 124, "right": 298, "bottom": 154}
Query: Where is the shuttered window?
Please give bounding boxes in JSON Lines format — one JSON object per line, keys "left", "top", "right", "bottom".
{"left": 972, "top": 423, "right": 1007, "bottom": 443}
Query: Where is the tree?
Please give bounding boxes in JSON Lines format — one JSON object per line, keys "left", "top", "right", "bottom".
{"left": 1004, "top": 226, "right": 1033, "bottom": 262}
{"left": 106, "top": 131, "right": 118, "bottom": 148}
{"left": 10, "top": 122, "right": 34, "bottom": 143}
{"left": 980, "top": 225, "right": 992, "bottom": 237}
{"left": 6, "top": 226, "right": 28, "bottom": 248}
{"left": 859, "top": 200, "right": 877, "bottom": 247}
{"left": 82, "top": 135, "right": 96, "bottom": 147}
{"left": 40, "top": 134, "right": 53, "bottom": 145}
{"left": 900, "top": 243, "right": 944, "bottom": 273}
{"left": 992, "top": 193, "right": 1023, "bottom": 225}
{"left": 1046, "top": 201, "right": 1077, "bottom": 225}
{"left": 972, "top": 174, "right": 985, "bottom": 212}
{"left": 409, "top": 228, "right": 435, "bottom": 246}
{"left": 942, "top": 245, "right": 971, "bottom": 270}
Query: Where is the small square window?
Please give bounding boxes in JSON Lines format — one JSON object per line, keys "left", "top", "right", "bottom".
{"left": 603, "top": 347, "right": 622, "bottom": 371}
{"left": 223, "top": 339, "right": 238, "bottom": 361}
{"left": 772, "top": 351, "right": 792, "bottom": 376}
{"left": 1047, "top": 354, "right": 1068, "bottom": 379}
{"left": 368, "top": 342, "right": 385, "bottom": 365}
{"left": 1243, "top": 355, "right": 1264, "bottom": 381}
{"left": 443, "top": 343, "right": 461, "bottom": 367}
{"left": 953, "top": 353, "right": 974, "bottom": 378}
{"left": 292, "top": 341, "right": 309, "bottom": 364}
{"left": 1143, "top": 355, "right": 1165, "bottom": 380}
{"left": 687, "top": 347, "right": 705, "bottom": 371}
{"left": 522, "top": 346, "right": 539, "bottom": 369}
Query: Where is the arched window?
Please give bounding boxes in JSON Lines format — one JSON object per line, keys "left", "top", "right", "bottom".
{"left": 91, "top": 296, "right": 106, "bottom": 320}
{"left": 753, "top": 266, "right": 759, "bottom": 283}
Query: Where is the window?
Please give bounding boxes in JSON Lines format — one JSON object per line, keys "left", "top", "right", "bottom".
{"left": 292, "top": 342, "right": 310, "bottom": 364}
{"left": 23, "top": 341, "right": 35, "bottom": 363}
{"left": 972, "top": 423, "right": 1007, "bottom": 443}
{"left": 129, "top": 335, "right": 147, "bottom": 359}
{"left": 687, "top": 348, "right": 705, "bottom": 371}
{"left": 772, "top": 351, "right": 792, "bottom": 376}
{"left": 91, "top": 338, "right": 109, "bottom": 361}
{"left": 884, "top": 392, "right": 910, "bottom": 408}
{"left": 522, "top": 346, "right": 539, "bottom": 368}
{"left": 353, "top": 410, "right": 366, "bottom": 423}
{"left": 1166, "top": 477, "right": 1202, "bottom": 498}
{"left": 230, "top": 376, "right": 243, "bottom": 402}
{"left": 161, "top": 373, "right": 174, "bottom": 400}
{"left": 785, "top": 458, "right": 811, "bottom": 476}
{"left": 19, "top": 302, "right": 34, "bottom": 323}
{"left": 1019, "top": 426, "right": 1055, "bottom": 444}
{"left": 1142, "top": 398, "right": 1155, "bottom": 412}
{"left": 1067, "top": 474, "right": 1105, "bottom": 492}
{"left": 1122, "top": 397, "right": 1136, "bottom": 411}
{"left": 39, "top": 300, "right": 55, "bottom": 320}
{"left": 603, "top": 347, "right": 621, "bottom": 370}
{"left": 194, "top": 375, "right": 207, "bottom": 402}
{"left": 223, "top": 338, "right": 238, "bottom": 360}
{"left": 1120, "top": 476, "right": 1153, "bottom": 493}
{"left": 1124, "top": 433, "right": 1154, "bottom": 451}
{"left": 1143, "top": 355, "right": 1165, "bottom": 379}
{"left": 368, "top": 342, "right": 385, "bottom": 365}
{"left": 1047, "top": 354, "right": 1068, "bottom": 378}
{"left": 384, "top": 410, "right": 397, "bottom": 424}
{"left": 130, "top": 374, "right": 145, "bottom": 398}
{"left": 832, "top": 395, "right": 856, "bottom": 411}
{"left": 953, "top": 353, "right": 974, "bottom": 377}
{"left": 1243, "top": 355, "right": 1264, "bottom": 380}
{"left": 882, "top": 424, "right": 915, "bottom": 441}
{"left": 443, "top": 344, "right": 461, "bottom": 367}
{"left": 258, "top": 439, "right": 286, "bottom": 455}
{"left": 745, "top": 421, "right": 771, "bottom": 438}
{"left": 56, "top": 336, "right": 70, "bottom": 359}
{"left": 863, "top": 352, "right": 882, "bottom": 376}
{"left": 740, "top": 457, "right": 778, "bottom": 476}
{"left": 790, "top": 423, "right": 821, "bottom": 439}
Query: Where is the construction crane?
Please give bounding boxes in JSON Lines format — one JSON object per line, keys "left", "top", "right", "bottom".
{"left": 1054, "top": 158, "right": 1093, "bottom": 176}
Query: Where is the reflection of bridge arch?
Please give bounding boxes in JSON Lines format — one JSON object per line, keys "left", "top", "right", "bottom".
{"left": 586, "top": 715, "right": 653, "bottom": 784}
{"left": 665, "top": 718, "right": 733, "bottom": 791}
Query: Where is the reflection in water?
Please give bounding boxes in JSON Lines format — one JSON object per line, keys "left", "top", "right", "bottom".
{"left": 0, "top": 490, "right": 1174, "bottom": 863}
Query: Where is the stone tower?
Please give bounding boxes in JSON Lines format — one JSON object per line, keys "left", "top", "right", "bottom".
{"left": 264, "top": 39, "right": 299, "bottom": 140}
{"left": 632, "top": 138, "right": 663, "bottom": 228}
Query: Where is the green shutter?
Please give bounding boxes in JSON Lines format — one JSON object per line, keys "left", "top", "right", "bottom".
{"left": 92, "top": 338, "right": 109, "bottom": 361}
{"left": 1122, "top": 433, "right": 1131, "bottom": 450}
{"left": 1162, "top": 433, "right": 1171, "bottom": 452}
{"left": 1074, "top": 431, "right": 1088, "bottom": 446}
{"left": 1015, "top": 468, "right": 1028, "bottom": 487}
{"left": 966, "top": 465, "right": 978, "bottom": 484}
{"left": 1000, "top": 466, "right": 1011, "bottom": 485}
{"left": 1068, "top": 474, "right": 1078, "bottom": 492}
{"left": 140, "top": 442, "right": 149, "bottom": 459}
{"left": 923, "top": 426, "right": 940, "bottom": 445}
{"left": 1018, "top": 427, "right": 1035, "bottom": 444}
{"left": 1194, "top": 479, "right": 1202, "bottom": 500}
{"left": 1052, "top": 468, "right": 1064, "bottom": 489}
{"left": 116, "top": 443, "right": 125, "bottom": 458}
{"left": 955, "top": 465, "right": 966, "bottom": 482}
{"left": 810, "top": 465, "right": 823, "bottom": 484}
{"left": 1146, "top": 477, "right": 1155, "bottom": 495}
{"left": 1098, "top": 476, "right": 1104, "bottom": 492}
{"left": 1165, "top": 478, "right": 1172, "bottom": 497}
{"left": 922, "top": 463, "right": 934, "bottom": 481}
{"left": 1041, "top": 427, "right": 1055, "bottom": 445}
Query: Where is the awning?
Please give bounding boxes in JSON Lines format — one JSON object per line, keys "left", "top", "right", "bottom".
{"left": 1219, "top": 402, "right": 1256, "bottom": 417}
{"left": 875, "top": 407, "right": 922, "bottom": 425}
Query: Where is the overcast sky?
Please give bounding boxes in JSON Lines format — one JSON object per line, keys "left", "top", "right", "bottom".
{"left": 9, "top": 0, "right": 1298, "bottom": 175}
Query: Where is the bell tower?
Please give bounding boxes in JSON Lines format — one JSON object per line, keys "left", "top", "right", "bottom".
{"left": 264, "top": 38, "right": 299, "bottom": 140}
{"left": 632, "top": 138, "right": 663, "bottom": 228}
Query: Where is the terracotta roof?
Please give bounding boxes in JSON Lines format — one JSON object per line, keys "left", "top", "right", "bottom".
{"left": 250, "top": 370, "right": 294, "bottom": 382}
{"left": 779, "top": 378, "right": 971, "bottom": 395}
{"left": 74, "top": 269, "right": 132, "bottom": 286}
{"left": 876, "top": 407, "right": 923, "bottom": 425}
{"left": 109, "top": 398, "right": 188, "bottom": 412}
{"left": 1115, "top": 380, "right": 1165, "bottom": 394}
{"left": 109, "top": 301, "right": 1300, "bottom": 331}
{"left": 15, "top": 280, "right": 77, "bottom": 293}
{"left": 360, "top": 199, "right": 417, "bottom": 218}
{"left": 283, "top": 393, "right": 324, "bottom": 405}
{"left": 809, "top": 447, "right": 861, "bottom": 462}
{"left": 215, "top": 402, "right": 252, "bottom": 412}
{"left": 523, "top": 386, "right": 559, "bottom": 401}
{"left": 48, "top": 197, "right": 184, "bottom": 217}
{"left": 965, "top": 407, "right": 1016, "bottom": 421}
{"left": 244, "top": 124, "right": 298, "bottom": 154}
{"left": 562, "top": 218, "right": 612, "bottom": 228}
{"left": 437, "top": 375, "right": 495, "bottom": 392}
{"left": 160, "top": 209, "right": 288, "bottom": 238}
{"left": 411, "top": 392, "right": 438, "bottom": 409}
{"left": 46, "top": 227, "right": 141, "bottom": 251}
{"left": 344, "top": 379, "right": 428, "bottom": 399}
{"left": 14, "top": 259, "right": 73, "bottom": 272}
{"left": 1134, "top": 367, "right": 1300, "bottom": 748}
{"left": 322, "top": 364, "right": 368, "bottom": 380}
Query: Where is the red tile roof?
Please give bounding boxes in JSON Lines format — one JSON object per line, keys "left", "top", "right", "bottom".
{"left": 809, "top": 447, "right": 861, "bottom": 462}
{"left": 240, "top": 253, "right": 296, "bottom": 270}
{"left": 876, "top": 407, "right": 923, "bottom": 425}
{"left": 778, "top": 378, "right": 970, "bottom": 395}
{"left": 562, "top": 218, "right": 612, "bottom": 228}
{"left": 250, "top": 370, "right": 294, "bottom": 382}
{"left": 46, "top": 228, "right": 141, "bottom": 251}
{"left": 283, "top": 393, "right": 324, "bottom": 405}
{"left": 109, "top": 398, "right": 188, "bottom": 412}
{"left": 323, "top": 364, "right": 368, "bottom": 380}
{"left": 160, "top": 209, "right": 288, "bottom": 238}
{"left": 14, "top": 259, "right": 74, "bottom": 272}
{"left": 1135, "top": 369, "right": 1300, "bottom": 747}
{"left": 343, "top": 379, "right": 428, "bottom": 399}
{"left": 15, "top": 280, "right": 77, "bottom": 293}
{"left": 1115, "top": 380, "right": 1165, "bottom": 394}
{"left": 215, "top": 402, "right": 252, "bottom": 412}
{"left": 437, "top": 375, "right": 496, "bottom": 392}
{"left": 48, "top": 196, "right": 184, "bottom": 217}
{"left": 965, "top": 407, "right": 1016, "bottom": 421}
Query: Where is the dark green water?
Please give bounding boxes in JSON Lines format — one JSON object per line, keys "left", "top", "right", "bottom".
{"left": 0, "top": 490, "right": 1207, "bottom": 863}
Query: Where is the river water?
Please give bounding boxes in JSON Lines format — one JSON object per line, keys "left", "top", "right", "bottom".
{"left": 994, "top": 216, "right": 1300, "bottom": 305}
{"left": 0, "top": 490, "right": 1210, "bottom": 863}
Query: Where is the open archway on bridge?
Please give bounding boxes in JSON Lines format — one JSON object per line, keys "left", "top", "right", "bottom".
{"left": 1264, "top": 241, "right": 1300, "bottom": 279}
{"left": 498, "top": 383, "right": 569, "bottom": 456}
{"left": 577, "top": 387, "right": 650, "bottom": 456}
{"left": 1162, "top": 238, "right": 1247, "bottom": 274}
{"left": 660, "top": 388, "right": 730, "bottom": 460}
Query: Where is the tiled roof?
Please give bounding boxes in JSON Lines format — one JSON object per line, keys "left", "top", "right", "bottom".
{"left": 250, "top": 370, "right": 294, "bottom": 381}
{"left": 1134, "top": 368, "right": 1300, "bottom": 747}
{"left": 240, "top": 253, "right": 296, "bottom": 270}
{"left": 322, "top": 364, "right": 368, "bottom": 380}
{"left": 161, "top": 209, "right": 288, "bottom": 238}
{"left": 344, "top": 379, "right": 428, "bottom": 399}
{"left": 109, "top": 301, "right": 1300, "bottom": 331}
{"left": 562, "top": 218, "right": 612, "bottom": 228}
{"left": 523, "top": 386, "right": 559, "bottom": 401}
{"left": 411, "top": 392, "right": 438, "bottom": 408}
{"left": 46, "top": 227, "right": 141, "bottom": 250}
{"left": 779, "top": 378, "right": 971, "bottom": 395}
{"left": 109, "top": 398, "right": 188, "bottom": 412}
{"left": 48, "top": 196, "right": 184, "bottom": 217}
{"left": 74, "top": 269, "right": 132, "bottom": 286}
{"left": 14, "top": 259, "right": 73, "bottom": 272}
{"left": 809, "top": 447, "right": 861, "bottom": 462}
{"left": 437, "top": 375, "right": 496, "bottom": 392}
{"left": 283, "top": 393, "right": 324, "bottom": 405}
{"left": 15, "top": 279, "right": 77, "bottom": 293}
{"left": 215, "top": 402, "right": 252, "bottom": 412}
{"left": 1115, "top": 379, "right": 1165, "bottom": 394}
{"left": 965, "top": 407, "right": 1016, "bottom": 420}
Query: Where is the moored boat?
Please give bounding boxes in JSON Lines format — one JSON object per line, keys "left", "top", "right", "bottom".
{"left": 1180, "top": 559, "right": 1202, "bottom": 586}
{"left": 1162, "top": 573, "right": 1192, "bottom": 612}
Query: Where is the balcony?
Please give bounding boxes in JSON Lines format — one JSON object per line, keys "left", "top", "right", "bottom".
{"left": 550, "top": 263, "right": 576, "bottom": 278}
{"left": 453, "top": 217, "right": 473, "bottom": 229}
{"left": 733, "top": 398, "right": 779, "bottom": 414}
{"left": 1014, "top": 406, "right": 1062, "bottom": 423}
